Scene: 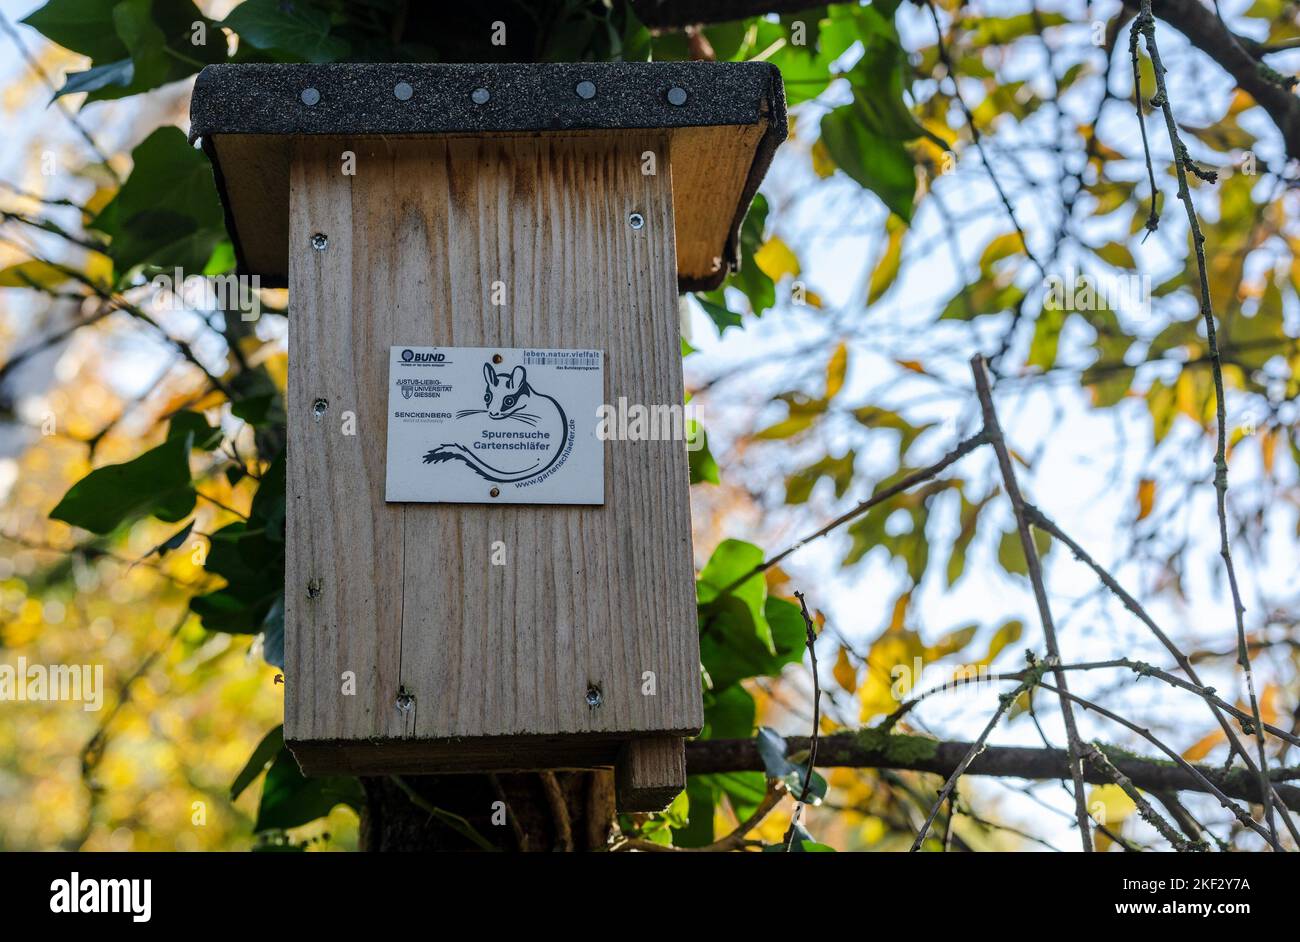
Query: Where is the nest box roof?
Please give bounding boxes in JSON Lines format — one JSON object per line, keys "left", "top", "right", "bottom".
{"left": 188, "top": 61, "right": 787, "bottom": 292}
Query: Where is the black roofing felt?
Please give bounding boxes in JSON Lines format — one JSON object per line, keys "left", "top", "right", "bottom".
{"left": 189, "top": 61, "right": 787, "bottom": 292}
{"left": 190, "top": 61, "right": 785, "bottom": 138}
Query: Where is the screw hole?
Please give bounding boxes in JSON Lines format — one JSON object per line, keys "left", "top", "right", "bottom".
{"left": 306, "top": 579, "right": 322, "bottom": 599}
{"left": 310, "top": 232, "right": 328, "bottom": 251}
{"left": 628, "top": 212, "right": 645, "bottom": 230}
{"left": 312, "top": 398, "right": 328, "bottom": 418}
{"left": 586, "top": 684, "right": 603, "bottom": 708}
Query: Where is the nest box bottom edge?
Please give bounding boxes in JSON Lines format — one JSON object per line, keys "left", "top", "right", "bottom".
{"left": 287, "top": 732, "right": 690, "bottom": 812}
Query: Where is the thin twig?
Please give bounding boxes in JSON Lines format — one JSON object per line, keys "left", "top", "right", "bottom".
{"left": 1027, "top": 502, "right": 1300, "bottom": 845}
{"left": 784, "top": 590, "right": 822, "bottom": 851}
{"left": 1132, "top": 0, "right": 1274, "bottom": 847}
{"left": 1084, "top": 741, "right": 1200, "bottom": 851}
{"left": 970, "top": 354, "right": 1092, "bottom": 851}
{"left": 717, "top": 431, "right": 987, "bottom": 596}
{"left": 910, "top": 669, "right": 1039, "bottom": 850}
{"left": 1040, "top": 682, "right": 1282, "bottom": 849}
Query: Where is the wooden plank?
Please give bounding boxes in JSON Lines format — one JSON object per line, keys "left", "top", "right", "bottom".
{"left": 206, "top": 122, "right": 767, "bottom": 290}
{"left": 284, "top": 137, "right": 409, "bottom": 746}
{"left": 670, "top": 122, "right": 768, "bottom": 286}
{"left": 285, "top": 132, "right": 702, "bottom": 770}
{"left": 615, "top": 737, "right": 686, "bottom": 812}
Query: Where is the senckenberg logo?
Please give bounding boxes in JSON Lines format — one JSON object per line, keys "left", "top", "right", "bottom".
{"left": 50, "top": 872, "right": 151, "bottom": 922}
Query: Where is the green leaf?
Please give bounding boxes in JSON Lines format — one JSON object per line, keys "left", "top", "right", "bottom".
{"left": 755, "top": 727, "right": 827, "bottom": 804}
{"left": 221, "top": 0, "right": 350, "bottom": 63}
{"left": 261, "top": 594, "right": 284, "bottom": 668}
{"left": 785, "top": 450, "right": 855, "bottom": 504}
{"left": 50, "top": 434, "right": 195, "bottom": 534}
{"left": 940, "top": 282, "right": 1026, "bottom": 321}
{"left": 979, "top": 619, "right": 1024, "bottom": 666}
{"left": 695, "top": 293, "right": 742, "bottom": 334}
{"left": 962, "top": 13, "right": 1068, "bottom": 46}
{"left": 997, "top": 526, "right": 1051, "bottom": 576}
{"left": 231, "top": 392, "right": 282, "bottom": 426}
{"left": 230, "top": 724, "right": 284, "bottom": 801}
{"left": 146, "top": 519, "right": 194, "bottom": 558}
{"left": 54, "top": 58, "right": 135, "bottom": 99}
{"left": 702, "top": 684, "right": 755, "bottom": 740}
{"left": 697, "top": 542, "right": 805, "bottom": 689}
{"left": 1094, "top": 241, "right": 1136, "bottom": 269}
{"left": 92, "top": 126, "right": 226, "bottom": 275}
{"left": 167, "top": 410, "right": 221, "bottom": 450}
{"left": 21, "top": 0, "right": 128, "bottom": 63}
{"left": 820, "top": 104, "right": 916, "bottom": 221}
{"left": 730, "top": 195, "right": 776, "bottom": 314}
{"left": 698, "top": 539, "right": 771, "bottom": 651}
{"left": 687, "top": 422, "right": 720, "bottom": 485}
{"left": 674, "top": 776, "right": 719, "bottom": 847}
{"left": 191, "top": 519, "right": 282, "bottom": 633}
{"left": 254, "top": 748, "right": 362, "bottom": 832}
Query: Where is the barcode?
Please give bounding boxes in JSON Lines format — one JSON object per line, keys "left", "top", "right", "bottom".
{"left": 523, "top": 350, "right": 601, "bottom": 368}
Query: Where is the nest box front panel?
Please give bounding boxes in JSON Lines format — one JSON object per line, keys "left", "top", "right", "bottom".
{"left": 283, "top": 133, "right": 702, "bottom": 769}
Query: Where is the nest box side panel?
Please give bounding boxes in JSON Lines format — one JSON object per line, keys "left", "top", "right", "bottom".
{"left": 285, "top": 132, "right": 701, "bottom": 767}
{"left": 284, "top": 138, "right": 408, "bottom": 747}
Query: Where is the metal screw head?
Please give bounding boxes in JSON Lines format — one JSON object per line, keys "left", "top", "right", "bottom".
{"left": 667, "top": 86, "right": 688, "bottom": 106}
{"left": 301, "top": 87, "right": 320, "bottom": 106}
{"left": 394, "top": 81, "right": 413, "bottom": 101}
{"left": 575, "top": 80, "right": 596, "bottom": 100}
{"left": 471, "top": 87, "right": 490, "bottom": 105}
{"left": 395, "top": 688, "right": 415, "bottom": 714}
{"left": 585, "top": 685, "right": 603, "bottom": 708}
{"left": 312, "top": 397, "right": 328, "bottom": 418}
{"left": 628, "top": 212, "right": 645, "bottom": 230}
{"left": 489, "top": 487, "right": 500, "bottom": 498}
{"left": 310, "top": 232, "right": 328, "bottom": 251}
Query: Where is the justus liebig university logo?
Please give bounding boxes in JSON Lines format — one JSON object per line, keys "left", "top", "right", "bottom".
{"left": 423, "top": 362, "right": 571, "bottom": 484}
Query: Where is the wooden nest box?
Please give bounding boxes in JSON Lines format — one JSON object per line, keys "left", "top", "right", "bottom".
{"left": 190, "top": 61, "right": 787, "bottom": 811}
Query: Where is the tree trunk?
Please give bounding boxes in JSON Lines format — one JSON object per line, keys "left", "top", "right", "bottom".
{"left": 361, "top": 771, "right": 617, "bottom": 851}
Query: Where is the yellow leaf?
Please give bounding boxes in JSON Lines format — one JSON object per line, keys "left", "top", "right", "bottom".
{"left": 753, "top": 236, "right": 800, "bottom": 281}
{"left": 979, "top": 231, "right": 1025, "bottom": 275}
{"left": 826, "top": 343, "right": 848, "bottom": 398}
{"left": 1088, "top": 784, "right": 1136, "bottom": 852}
{"left": 1136, "top": 478, "right": 1155, "bottom": 521}
{"left": 0, "top": 259, "right": 71, "bottom": 290}
{"left": 833, "top": 647, "right": 857, "bottom": 693}
{"left": 1182, "top": 728, "right": 1224, "bottom": 762}
{"left": 1260, "top": 428, "right": 1277, "bottom": 475}
{"left": 810, "top": 137, "right": 835, "bottom": 179}
{"left": 84, "top": 185, "right": 117, "bottom": 217}
{"left": 896, "top": 359, "right": 927, "bottom": 375}
{"left": 867, "top": 217, "right": 905, "bottom": 304}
